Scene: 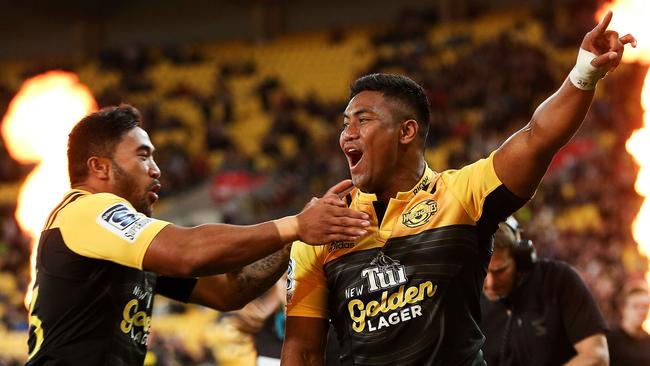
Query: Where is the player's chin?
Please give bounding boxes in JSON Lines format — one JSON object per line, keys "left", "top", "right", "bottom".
{"left": 350, "top": 175, "right": 369, "bottom": 192}
{"left": 147, "top": 190, "right": 159, "bottom": 204}
{"left": 142, "top": 205, "right": 154, "bottom": 217}
{"left": 141, "top": 198, "right": 155, "bottom": 217}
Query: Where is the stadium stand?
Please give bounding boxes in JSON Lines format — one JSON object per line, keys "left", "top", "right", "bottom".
{"left": 0, "top": 2, "right": 646, "bottom": 364}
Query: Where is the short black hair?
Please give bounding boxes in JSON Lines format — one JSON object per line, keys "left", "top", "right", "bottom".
{"left": 350, "top": 73, "right": 430, "bottom": 142}
{"left": 67, "top": 104, "right": 142, "bottom": 185}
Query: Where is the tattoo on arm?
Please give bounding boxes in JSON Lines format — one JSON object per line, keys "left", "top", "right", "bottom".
{"left": 232, "top": 244, "right": 291, "bottom": 294}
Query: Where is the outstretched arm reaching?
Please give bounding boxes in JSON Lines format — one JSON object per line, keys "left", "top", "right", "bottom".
{"left": 143, "top": 179, "right": 370, "bottom": 278}
{"left": 493, "top": 10, "right": 637, "bottom": 198}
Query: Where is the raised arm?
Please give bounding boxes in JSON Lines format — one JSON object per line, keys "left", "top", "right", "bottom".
{"left": 493, "top": 11, "right": 636, "bottom": 198}
{"left": 143, "top": 180, "right": 370, "bottom": 277}
{"left": 281, "top": 316, "right": 329, "bottom": 366}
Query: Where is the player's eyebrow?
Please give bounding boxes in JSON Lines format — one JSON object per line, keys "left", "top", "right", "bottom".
{"left": 343, "top": 108, "right": 373, "bottom": 119}
{"left": 136, "top": 145, "right": 154, "bottom": 154}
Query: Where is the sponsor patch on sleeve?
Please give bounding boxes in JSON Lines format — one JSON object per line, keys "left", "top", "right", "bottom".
{"left": 286, "top": 257, "right": 296, "bottom": 304}
{"left": 97, "top": 203, "right": 154, "bottom": 242}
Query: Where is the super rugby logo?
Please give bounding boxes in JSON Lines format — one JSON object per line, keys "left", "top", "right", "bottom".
{"left": 286, "top": 258, "right": 296, "bottom": 303}
{"left": 402, "top": 199, "right": 437, "bottom": 228}
{"left": 97, "top": 203, "right": 153, "bottom": 242}
{"left": 103, "top": 204, "right": 138, "bottom": 229}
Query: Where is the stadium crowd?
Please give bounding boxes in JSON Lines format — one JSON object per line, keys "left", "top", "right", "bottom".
{"left": 0, "top": 1, "right": 647, "bottom": 364}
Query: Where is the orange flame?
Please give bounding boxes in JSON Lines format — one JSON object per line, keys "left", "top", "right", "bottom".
{"left": 597, "top": 0, "right": 650, "bottom": 332}
{"left": 596, "top": 1, "right": 650, "bottom": 63}
{"left": 0, "top": 71, "right": 96, "bottom": 308}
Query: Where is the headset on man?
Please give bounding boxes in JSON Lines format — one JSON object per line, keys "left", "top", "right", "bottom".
{"left": 500, "top": 216, "right": 537, "bottom": 272}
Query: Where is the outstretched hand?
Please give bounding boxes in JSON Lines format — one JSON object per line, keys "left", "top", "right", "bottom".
{"left": 582, "top": 10, "right": 637, "bottom": 72}
{"left": 296, "top": 179, "right": 370, "bottom": 245}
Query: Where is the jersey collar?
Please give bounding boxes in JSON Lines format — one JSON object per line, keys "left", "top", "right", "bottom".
{"left": 355, "top": 164, "right": 435, "bottom": 202}
{"left": 69, "top": 188, "right": 91, "bottom": 195}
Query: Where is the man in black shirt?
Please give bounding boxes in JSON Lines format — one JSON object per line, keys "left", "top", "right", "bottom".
{"left": 480, "top": 217, "right": 608, "bottom": 366}
{"left": 608, "top": 283, "right": 650, "bottom": 365}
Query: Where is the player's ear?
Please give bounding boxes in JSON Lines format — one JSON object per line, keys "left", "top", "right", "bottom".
{"left": 87, "top": 156, "right": 111, "bottom": 180}
{"left": 399, "top": 119, "right": 419, "bottom": 145}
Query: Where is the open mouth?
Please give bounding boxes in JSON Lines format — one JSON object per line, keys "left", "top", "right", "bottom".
{"left": 148, "top": 183, "right": 161, "bottom": 202}
{"left": 345, "top": 147, "right": 364, "bottom": 169}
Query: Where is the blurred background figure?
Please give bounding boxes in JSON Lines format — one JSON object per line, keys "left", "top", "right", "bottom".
{"left": 208, "top": 277, "right": 286, "bottom": 366}
{"left": 607, "top": 282, "right": 650, "bottom": 366}
{"left": 480, "top": 217, "right": 608, "bottom": 366}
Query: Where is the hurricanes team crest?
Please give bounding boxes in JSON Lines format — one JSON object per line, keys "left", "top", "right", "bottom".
{"left": 402, "top": 199, "right": 437, "bottom": 228}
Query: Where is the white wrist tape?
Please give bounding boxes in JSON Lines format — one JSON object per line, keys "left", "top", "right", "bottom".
{"left": 569, "top": 48, "right": 607, "bottom": 90}
{"left": 273, "top": 216, "right": 298, "bottom": 242}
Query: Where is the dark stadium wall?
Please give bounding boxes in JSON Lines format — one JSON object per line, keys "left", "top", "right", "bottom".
{"left": 0, "top": 0, "right": 529, "bottom": 61}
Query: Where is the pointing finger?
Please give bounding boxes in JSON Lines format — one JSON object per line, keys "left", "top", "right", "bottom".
{"left": 594, "top": 10, "right": 612, "bottom": 35}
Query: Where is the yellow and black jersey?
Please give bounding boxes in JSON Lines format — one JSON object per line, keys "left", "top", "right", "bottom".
{"left": 287, "top": 153, "right": 527, "bottom": 366}
{"left": 26, "top": 190, "right": 197, "bottom": 366}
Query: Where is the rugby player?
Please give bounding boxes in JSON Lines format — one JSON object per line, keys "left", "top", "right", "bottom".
{"left": 281, "top": 11, "right": 635, "bottom": 366}
{"left": 26, "top": 104, "right": 370, "bottom": 365}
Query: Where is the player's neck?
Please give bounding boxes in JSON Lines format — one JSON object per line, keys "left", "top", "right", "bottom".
{"left": 376, "top": 157, "right": 426, "bottom": 202}
{"left": 71, "top": 183, "right": 100, "bottom": 194}
{"left": 72, "top": 178, "right": 111, "bottom": 196}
